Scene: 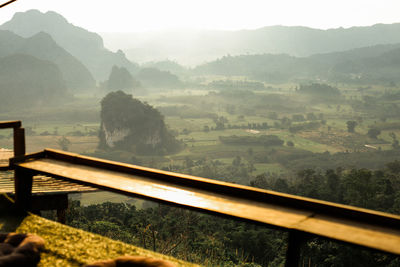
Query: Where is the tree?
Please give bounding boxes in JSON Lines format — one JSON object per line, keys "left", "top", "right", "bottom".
{"left": 247, "top": 147, "right": 254, "bottom": 156}
{"left": 292, "top": 114, "right": 305, "bottom": 122}
{"left": 298, "top": 83, "right": 341, "bottom": 97}
{"left": 392, "top": 139, "right": 400, "bottom": 150}
{"left": 306, "top": 113, "right": 317, "bottom": 121}
{"left": 346, "top": 121, "right": 357, "bottom": 133}
{"left": 57, "top": 136, "right": 71, "bottom": 151}
{"left": 386, "top": 160, "right": 400, "bottom": 173}
{"left": 367, "top": 128, "right": 381, "bottom": 139}
{"left": 232, "top": 156, "right": 242, "bottom": 166}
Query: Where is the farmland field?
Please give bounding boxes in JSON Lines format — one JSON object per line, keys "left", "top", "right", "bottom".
{"left": 2, "top": 81, "right": 400, "bottom": 203}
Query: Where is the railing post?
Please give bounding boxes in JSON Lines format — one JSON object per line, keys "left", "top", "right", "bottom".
{"left": 14, "top": 168, "right": 33, "bottom": 211}
{"left": 57, "top": 209, "right": 66, "bottom": 224}
{"left": 13, "top": 127, "right": 25, "bottom": 157}
{"left": 285, "top": 230, "right": 306, "bottom": 267}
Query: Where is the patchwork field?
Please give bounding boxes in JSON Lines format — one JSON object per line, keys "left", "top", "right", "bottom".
{"left": 2, "top": 83, "right": 400, "bottom": 202}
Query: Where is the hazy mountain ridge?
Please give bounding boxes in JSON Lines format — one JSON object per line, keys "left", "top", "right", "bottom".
{"left": 0, "top": 30, "right": 24, "bottom": 57}
{"left": 142, "top": 60, "right": 187, "bottom": 74}
{"left": 1, "top": 9, "right": 139, "bottom": 81}
{"left": 0, "top": 54, "right": 68, "bottom": 111}
{"left": 0, "top": 30, "right": 95, "bottom": 91}
{"left": 101, "top": 23, "right": 400, "bottom": 66}
{"left": 5, "top": 30, "right": 96, "bottom": 91}
{"left": 194, "top": 43, "right": 400, "bottom": 84}
{"left": 2, "top": 9, "right": 400, "bottom": 85}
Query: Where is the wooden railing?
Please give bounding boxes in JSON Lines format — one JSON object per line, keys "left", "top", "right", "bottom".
{"left": 2, "top": 120, "right": 400, "bottom": 266}
{"left": 0, "top": 120, "right": 25, "bottom": 170}
{"left": 0, "top": 0, "right": 18, "bottom": 9}
{"left": 9, "top": 149, "right": 400, "bottom": 263}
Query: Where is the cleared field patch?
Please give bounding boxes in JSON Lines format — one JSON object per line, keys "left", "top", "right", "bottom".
{"left": 188, "top": 144, "right": 250, "bottom": 158}
{"left": 260, "top": 129, "right": 341, "bottom": 153}
{"left": 27, "top": 122, "right": 99, "bottom": 136}
{"left": 24, "top": 135, "right": 98, "bottom": 154}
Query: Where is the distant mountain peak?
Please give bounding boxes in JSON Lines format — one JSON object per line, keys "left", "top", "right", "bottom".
{"left": 10, "top": 9, "right": 69, "bottom": 28}
{"left": 1, "top": 9, "right": 139, "bottom": 81}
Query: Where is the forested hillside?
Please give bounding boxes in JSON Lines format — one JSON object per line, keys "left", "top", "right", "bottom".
{"left": 194, "top": 43, "right": 400, "bottom": 85}
{"left": 0, "top": 54, "right": 68, "bottom": 111}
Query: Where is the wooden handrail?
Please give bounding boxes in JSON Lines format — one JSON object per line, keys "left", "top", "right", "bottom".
{"left": 0, "top": 120, "right": 25, "bottom": 170}
{"left": 0, "top": 0, "right": 18, "bottom": 9}
{"left": 0, "top": 120, "right": 21, "bottom": 129}
{"left": 10, "top": 148, "right": 400, "bottom": 258}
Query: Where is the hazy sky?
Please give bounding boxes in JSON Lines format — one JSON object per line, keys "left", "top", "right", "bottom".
{"left": 1, "top": 0, "right": 400, "bottom": 32}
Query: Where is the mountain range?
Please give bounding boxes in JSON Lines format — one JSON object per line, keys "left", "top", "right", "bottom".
{"left": 194, "top": 43, "right": 400, "bottom": 84}
{"left": 1, "top": 9, "right": 400, "bottom": 88}
{"left": 101, "top": 23, "right": 400, "bottom": 66}
{"left": 0, "top": 30, "right": 95, "bottom": 91}
{"left": 1, "top": 9, "right": 139, "bottom": 82}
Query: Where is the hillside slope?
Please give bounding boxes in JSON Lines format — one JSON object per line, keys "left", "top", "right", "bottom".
{"left": 194, "top": 43, "right": 400, "bottom": 84}
{"left": 0, "top": 54, "right": 68, "bottom": 111}
{"left": 0, "top": 30, "right": 95, "bottom": 91}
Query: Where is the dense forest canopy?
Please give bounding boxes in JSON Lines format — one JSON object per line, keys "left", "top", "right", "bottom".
{"left": 297, "top": 83, "right": 341, "bottom": 97}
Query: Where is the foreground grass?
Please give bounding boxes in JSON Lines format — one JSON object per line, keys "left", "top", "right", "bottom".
{"left": 0, "top": 195, "right": 198, "bottom": 267}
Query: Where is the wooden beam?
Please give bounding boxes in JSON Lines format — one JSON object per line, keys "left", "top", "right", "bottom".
{"left": 285, "top": 231, "right": 308, "bottom": 267}
{"left": 0, "top": 120, "right": 21, "bottom": 129}
{"left": 0, "top": 0, "right": 17, "bottom": 9}
{"left": 40, "top": 149, "right": 400, "bottom": 228}
{"left": 30, "top": 194, "right": 68, "bottom": 211}
{"left": 13, "top": 127, "right": 25, "bottom": 157}
{"left": 14, "top": 168, "right": 33, "bottom": 211}
{"left": 0, "top": 121, "right": 24, "bottom": 170}
{"left": 11, "top": 149, "right": 400, "bottom": 255}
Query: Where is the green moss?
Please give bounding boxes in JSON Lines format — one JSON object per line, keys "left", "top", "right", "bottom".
{"left": 0, "top": 194, "right": 198, "bottom": 267}
{"left": 15, "top": 214, "right": 199, "bottom": 267}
